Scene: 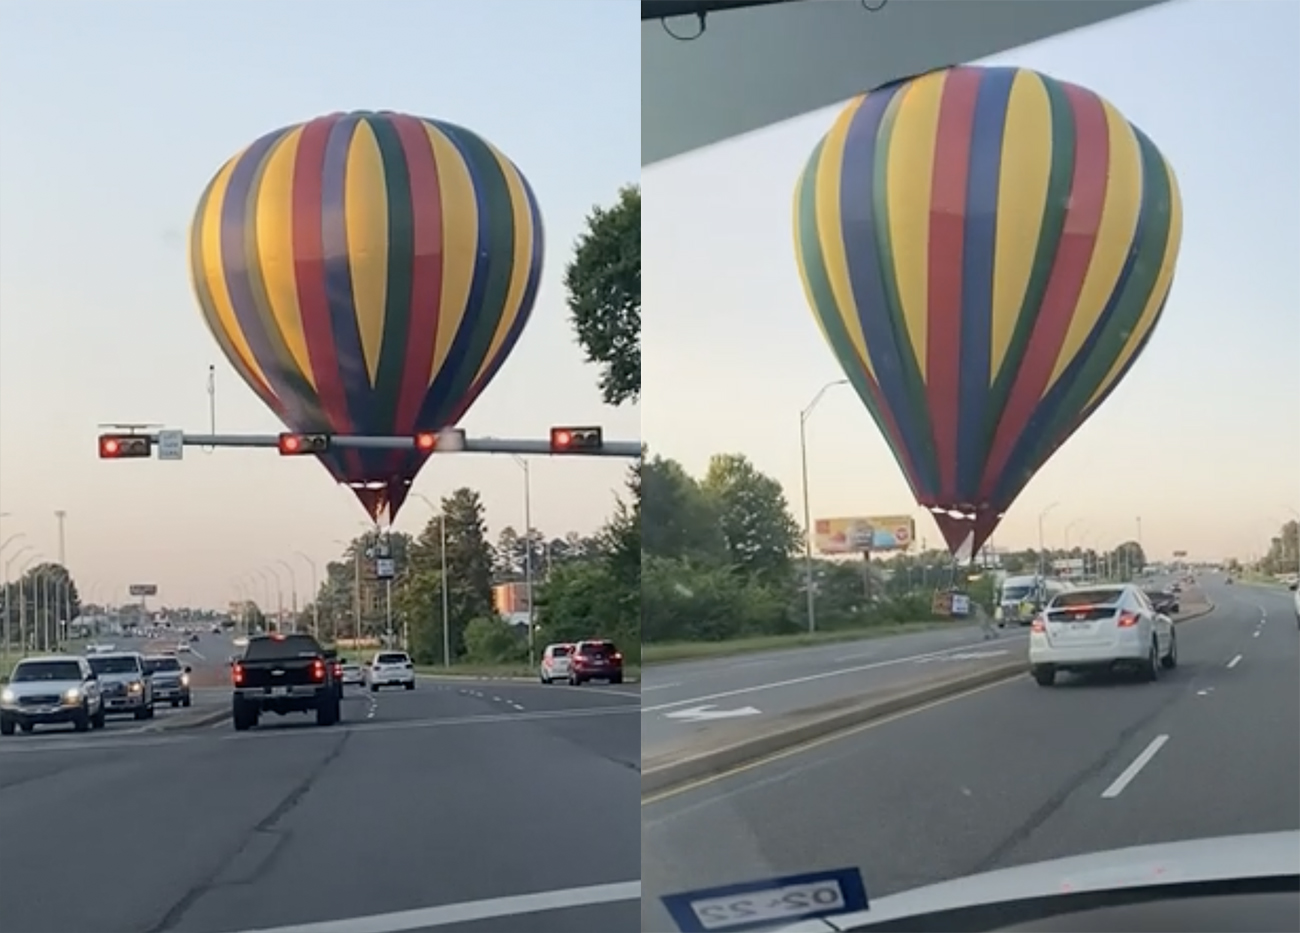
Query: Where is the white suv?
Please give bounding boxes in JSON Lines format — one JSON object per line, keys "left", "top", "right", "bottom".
{"left": 539, "top": 643, "right": 574, "bottom": 684}
{"left": 1029, "top": 584, "right": 1177, "bottom": 686}
{"left": 367, "top": 651, "right": 415, "bottom": 691}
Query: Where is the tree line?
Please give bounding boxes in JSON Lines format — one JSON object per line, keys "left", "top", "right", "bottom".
{"left": 643, "top": 451, "right": 1163, "bottom": 646}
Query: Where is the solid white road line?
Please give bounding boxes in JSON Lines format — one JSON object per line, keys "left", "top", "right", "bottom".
{"left": 1227, "top": 654, "right": 1243, "bottom": 669}
{"left": 226, "top": 880, "right": 642, "bottom": 933}
{"left": 1101, "top": 734, "right": 1170, "bottom": 799}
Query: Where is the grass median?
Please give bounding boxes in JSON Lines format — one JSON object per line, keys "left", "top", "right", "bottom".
{"left": 643, "top": 621, "right": 961, "bottom": 666}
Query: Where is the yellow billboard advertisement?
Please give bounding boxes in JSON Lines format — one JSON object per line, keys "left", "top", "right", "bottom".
{"left": 814, "top": 515, "right": 916, "bottom": 554}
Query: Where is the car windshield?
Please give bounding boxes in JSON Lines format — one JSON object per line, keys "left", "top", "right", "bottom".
{"left": 11, "top": 660, "right": 83, "bottom": 683}
{"left": 376, "top": 653, "right": 409, "bottom": 665}
{"left": 579, "top": 642, "right": 616, "bottom": 657}
{"left": 550, "top": 645, "right": 572, "bottom": 657}
{"left": 1001, "top": 586, "right": 1034, "bottom": 601}
{"left": 144, "top": 657, "right": 182, "bottom": 673}
{"left": 1050, "top": 589, "right": 1125, "bottom": 609}
{"left": 243, "top": 635, "right": 322, "bottom": 661}
{"left": 88, "top": 656, "right": 141, "bottom": 675}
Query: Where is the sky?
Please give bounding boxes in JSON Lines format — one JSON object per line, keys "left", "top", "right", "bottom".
{"left": 0, "top": 0, "right": 639, "bottom": 608}
{"left": 644, "top": 0, "right": 1300, "bottom": 564}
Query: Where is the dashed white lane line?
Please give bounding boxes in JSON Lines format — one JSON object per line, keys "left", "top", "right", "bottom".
{"left": 226, "top": 880, "right": 641, "bottom": 933}
{"left": 1227, "top": 654, "right": 1243, "bottom": 669}
{"left": 1253, "top": 630, "right": 1262, "bottom": 638}
{"left": 1101, "top": 734, "right": 1170, "bottom": 799}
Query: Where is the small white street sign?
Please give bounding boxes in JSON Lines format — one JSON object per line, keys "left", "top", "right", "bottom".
{"left": 157, "top": 430, "right": 184, "bottom": 461}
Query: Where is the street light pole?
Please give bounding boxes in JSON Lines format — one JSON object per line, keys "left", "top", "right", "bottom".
{"left": 295, "top": 552, "right": 319, "bottom": 639}
{"left": 513, "top": 456, "right": 536, "bottom": 667}
{"left": 276, "top": 559, "right": 298, "bottom": 630}
{"left": 3, "top": 546, "right": 33, "bottom": 673}
{"left": 799, "top": 379, "right": 848, "bottom": 634}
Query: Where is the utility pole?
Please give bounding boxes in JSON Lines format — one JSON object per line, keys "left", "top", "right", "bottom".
{"left": 54, "top": 511, "right": 66, "bottom": 565}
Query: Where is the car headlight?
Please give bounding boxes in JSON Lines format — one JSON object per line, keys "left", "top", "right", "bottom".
{"left": 0, "top": 688, "right": 14, "bottom": 705}
{"left": 181, "top": 674, "right": 190, "bottom": 687}
{"left": 63, "top": 688, "right": 82, "bottom": 704}
{"left": 128, "top": 681, "right": 143, "bottom": 693}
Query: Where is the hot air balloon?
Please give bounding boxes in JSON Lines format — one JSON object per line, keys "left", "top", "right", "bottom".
{"left": 793, "top": 66, "right": 1182, "bottom": 558}
{"left": 189, "top": 111, "right": 544, "bottom": 522}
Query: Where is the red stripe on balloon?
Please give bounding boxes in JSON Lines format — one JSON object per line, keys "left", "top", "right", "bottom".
{"left": 925, "top": 67, "right": 981, "bottom": 503}
{"left": 981, "top": 84, "right": 1110, "bottom": 490}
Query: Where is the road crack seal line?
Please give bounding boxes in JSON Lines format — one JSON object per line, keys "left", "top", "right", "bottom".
{"left": 144, "top": 729, "right": 353, "bottom": 933}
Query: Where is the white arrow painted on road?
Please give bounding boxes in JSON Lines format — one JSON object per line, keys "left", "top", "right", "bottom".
{"left": 664, "top": 704, "right": 761, "bottom": 723}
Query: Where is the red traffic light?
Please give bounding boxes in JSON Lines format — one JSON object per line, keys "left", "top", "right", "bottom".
{"left": 549, "top": 426, "right": 602, "bottom": 454}
{"left": 98, "top": 434, "right": 152, "bottom": 459}
{"left": 414, "top": 431, "right": 438, "bottom": 452}
{"left": 278, "top": 433, "right": 329, "bottom": 456}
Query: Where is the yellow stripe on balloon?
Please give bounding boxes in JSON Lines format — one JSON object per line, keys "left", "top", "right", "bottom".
{"left": 990, "top": 69, "right": 1052, "bottom": 383}
{"left": 425, "top": 122, "right": 478, "bottom": 387}
{"left": 884, "top": 74, "right": 944, "bottom": 372}
{"left": 1084, "top": 153, "right": 1183, "bottom": 410}
{"left": 1045, "top": 98, "right": 1142, "bottom": 390}
{"left": 252, "top": 127, "right": 315, "bottom": 389}
{"left": 343, "top": 119, "right": 390, "bottom": 388}
{"left": 197, "top": 152, "right": 271, "bottom": 388}
{"left": 470, "top": 144, "right": 535, "bottom": 386}
{"left": 815, "top": 95, "right": 876, "bottom": 382}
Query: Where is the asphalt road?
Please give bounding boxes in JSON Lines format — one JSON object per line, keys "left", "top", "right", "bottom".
{"left": 641, "top": 577, "right": 1299, "bottom": 932}
{"left": 0, "top": 666, "right": 640, "bottom": 933}
{"left": 643, "top": 622, "right": 1031, "bottom": 762}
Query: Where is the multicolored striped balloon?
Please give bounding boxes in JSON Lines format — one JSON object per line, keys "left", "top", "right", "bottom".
{"left": 190, "top": 111, "right": 544, "bottom": 522}
{"left": 794, "top": 66, "right": 1182, "bottom": 556}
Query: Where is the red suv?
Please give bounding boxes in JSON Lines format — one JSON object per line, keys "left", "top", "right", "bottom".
{"left": 569, "top": 640, "right": 623, "bottom": 685}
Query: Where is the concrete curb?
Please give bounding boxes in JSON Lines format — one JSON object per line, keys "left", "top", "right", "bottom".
{"left": 416, "top": 672, "right": 641, "bottom": 684}
{"left": 642, "top": 660, "right": 1027, "bottom": 798}
{"left": 1172, "top": 600, "right": 1216, "bottom": 624}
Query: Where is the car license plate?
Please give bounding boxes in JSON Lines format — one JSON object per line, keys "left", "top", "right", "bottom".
{"left": 271, "top": 686, "right": 289, "bottom": 697}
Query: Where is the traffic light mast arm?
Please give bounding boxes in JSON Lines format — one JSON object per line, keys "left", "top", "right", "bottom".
{"left": 96, "top": 430, "right": 641, "bottom": 458}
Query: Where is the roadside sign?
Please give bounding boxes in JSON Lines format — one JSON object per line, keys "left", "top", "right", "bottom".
{"left": 157, "top": 430, "right": 184, "bottom": 461}
{"left": 375, "top": 558, "right": 395, "bottom": 580}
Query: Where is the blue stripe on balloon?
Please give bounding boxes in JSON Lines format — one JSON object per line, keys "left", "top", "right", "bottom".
{"left": 219, "top": 129, "right": 312, "bottom": 427}
{"left": 955, "top": 67, "right": 1016, "bottom": 505}
{"left": 838, "top": 82, "right": 934, "bottom": 496}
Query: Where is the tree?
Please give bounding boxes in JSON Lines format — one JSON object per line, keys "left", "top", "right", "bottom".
{"left": 700, "top": 454, "right": 802, "bottom": 584}
{"left": 564, "top": 184, "right": 640, "bottom": 406}
{"left": 4, "top": 563, "right": 81, "bottom": 651}
{"left": 643, "top": 455, "right": 726, "bottom": 561}
{"left": 400, "top": 488, "right": 495, "bottom": 664}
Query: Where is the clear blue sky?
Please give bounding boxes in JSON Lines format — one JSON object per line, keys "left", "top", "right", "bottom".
{"left": 644, "top": 0, "right": 1300, "bottom": 563}
{"left": 0, "top": 0, "right": 639, "bottom": 608}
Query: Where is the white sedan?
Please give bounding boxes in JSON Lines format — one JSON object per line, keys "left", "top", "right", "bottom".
{"left": 367, "top": 652, "right": 416, "bottom": 691}
{"left": 1029, "top": 584, "right": 1177, "bottom": 686}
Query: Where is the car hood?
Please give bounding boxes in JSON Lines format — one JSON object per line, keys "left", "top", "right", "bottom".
{"left": 776, "top": 831, "right": 1300, "bottom": 931}
{"left": 3, "top": 679, "right": 83, "bottom": 697}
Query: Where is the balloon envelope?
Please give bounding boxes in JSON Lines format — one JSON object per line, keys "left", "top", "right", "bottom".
{"left": 794, "top": 66, "right": 1181, "bottom": 555}
{"left": 189, "top": 111, "right": 544, "bottom": 521}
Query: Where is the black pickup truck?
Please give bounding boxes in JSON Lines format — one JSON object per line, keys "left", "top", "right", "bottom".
{"left": 230, "top": 633, "right": 341, "bottom": 731}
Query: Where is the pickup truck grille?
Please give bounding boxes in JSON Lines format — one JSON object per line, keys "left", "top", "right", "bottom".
{"left": 19, "top": 694, "right": 61, "bottom": 706}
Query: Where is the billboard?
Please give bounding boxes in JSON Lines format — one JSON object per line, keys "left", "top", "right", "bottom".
{"left": 128, "top": 584, "right": 158, "bottom": 597}
{"left": 814, "top": 516, "right": 916, "bottom": 554}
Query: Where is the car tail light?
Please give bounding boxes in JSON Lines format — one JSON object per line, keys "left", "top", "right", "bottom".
{"left": 311, "top": 659, "right": 326, "bottom": 681}
{"left": 1116, "top": 611, "right": 1140, "bottom": 628}
{"left": 1030, "top": 616, "right": 1046, "bottom": 633}
{"left": 232, "top": 663, "right": 245, "bottom": 686}
{"left": 611, "top": 652, "right": 623, "bottom": 662}
{"left": 332, "top": 663, "right": 343, "bottom": 679}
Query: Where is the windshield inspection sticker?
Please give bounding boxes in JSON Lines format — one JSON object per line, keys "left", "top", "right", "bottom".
{"left": 661, "top": 867, "right": 868, "bottom": 932}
